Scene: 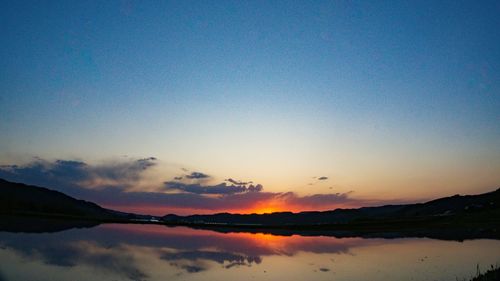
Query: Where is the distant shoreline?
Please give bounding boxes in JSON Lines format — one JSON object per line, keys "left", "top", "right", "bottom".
{"left": 1, "top": 212, "right": 498, "bottom": 241}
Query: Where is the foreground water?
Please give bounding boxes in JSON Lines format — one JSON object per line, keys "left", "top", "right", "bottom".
{"left": 0, "top": 223, "right": 498, "bottom": 281}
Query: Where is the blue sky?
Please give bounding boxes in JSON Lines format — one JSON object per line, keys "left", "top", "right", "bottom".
{"left": 1, "top": 1, "right": 499, "bottom": 214}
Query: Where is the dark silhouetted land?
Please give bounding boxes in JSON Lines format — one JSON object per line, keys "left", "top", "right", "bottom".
{"left": 0, "top": 178, "right": 152, "bottom": 223}
{"left": 1, "top": 178, "right": 499, "bottom": 240}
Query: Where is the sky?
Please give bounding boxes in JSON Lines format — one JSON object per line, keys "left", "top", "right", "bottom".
{"left": 1, "top": 0, "right": 499, "bottom": 215}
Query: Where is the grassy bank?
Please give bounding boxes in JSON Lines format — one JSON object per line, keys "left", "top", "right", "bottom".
{"left": 462, "top": 265, "right": 500, "bottom": 281}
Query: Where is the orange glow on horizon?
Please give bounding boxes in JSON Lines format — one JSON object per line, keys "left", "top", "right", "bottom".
{"left": 242, "top": 199, "right": 290, "bottom": 214}
{"left": 105, "top": 198, "right": 358, "bottom": 216}
{"left": 260, "top": 208, "right": 279, "bottom": 214}
{"left": 247, "top": 206, "right": 281, "bottom": 214}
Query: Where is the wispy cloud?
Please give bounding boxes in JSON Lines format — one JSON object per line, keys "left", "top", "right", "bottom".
{"left": 0, "top": 157, "right": 157, "bottom": 192}
{"left": 225, "top": 178, "right": 253, "bottom": 185}
{"left": 185, "top": 172, "right": 210, "bottom": 180}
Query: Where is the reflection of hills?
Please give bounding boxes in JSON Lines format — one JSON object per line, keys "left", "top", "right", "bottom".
{"left": 189, "top": 224, "right": 500, "bottom": 241}
{"left": 0, "top": 216, "right": 98, "bottom": 233}
{"left": 2, "top": 215, "right": 497, "bottom": 241}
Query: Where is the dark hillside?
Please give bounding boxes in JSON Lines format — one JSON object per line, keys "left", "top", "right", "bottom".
{"left": 0, "top": 178, "right": 116, "bottom": 219}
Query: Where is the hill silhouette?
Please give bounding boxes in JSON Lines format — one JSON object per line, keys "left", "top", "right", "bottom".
{"left": 0, "top": 178, "right": 144, "bottom": 222}
{"left": 162, "top": 188, "right": 500, "bottom": 227}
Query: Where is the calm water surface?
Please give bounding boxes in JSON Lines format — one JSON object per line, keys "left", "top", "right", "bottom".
{"left": 0, "top": 223, "right": 499, "bottom": 281}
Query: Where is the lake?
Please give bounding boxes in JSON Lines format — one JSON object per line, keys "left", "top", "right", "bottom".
{"left": 0, "top": 222, "right": 499, "bottom": 281}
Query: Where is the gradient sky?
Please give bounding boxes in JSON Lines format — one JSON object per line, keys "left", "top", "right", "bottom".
{"left": 1, "top": 1, "right": 499, "bottom": 215}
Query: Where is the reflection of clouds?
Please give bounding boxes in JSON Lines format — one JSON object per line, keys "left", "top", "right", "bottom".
{"left": 98, "top": 224, "right": 378, "bottom": 258}
{"left": 176, "top": 263, "right": 204, "bottom": 273}
{"left": 0, "top": 236, "right": 148, "bottom": 281}
{"left": 71, "top": 242, "right": 148, "bottom": 281}
{"left": 161, "top": 250, "right": 261, "bottom": 272}
{"left": 0, "top": 223, "right": 378, "bottom": 278}
{"left": 95, "top": 224, "right": 371, "bottom": 258}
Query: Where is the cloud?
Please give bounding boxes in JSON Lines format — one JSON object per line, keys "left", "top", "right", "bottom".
{"left": 165, "top": 172, "right": 263, "bottom": 196}
{"left": 277, "top": 191, "right": 354, "bottom": 208}
{"left": 185, "top": 172, "right": 210, "bottom": 179}
{"left": 0, "top": 157, "right": 157, "bottom": 194}
{"left": 88, "top": 157, "right": 157, "bottom": 185}
{"left": 164, "top": 181, "right": 263, "bottom": 195}
{"left": 247, "top": 184, "right": 263, "bottom": 192}
{"left": 165, "top": 182, "right": 246, "bottom": 195}
{"left": 171, "top": 171, "right": 210, "bottom": 183}
{"left": 318, "top": 176, "right": 328, "bottom": 180}
{"left": 225, "top": 178, "right": 253, "bottom": 185}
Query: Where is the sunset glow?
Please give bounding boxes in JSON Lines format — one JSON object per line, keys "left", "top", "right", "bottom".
{"left": 0, "top": 1, "right": 499, "bottom": 216}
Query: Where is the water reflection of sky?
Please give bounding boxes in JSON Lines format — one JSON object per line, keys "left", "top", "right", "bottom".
{"left": 0, "top": 224, "right": 499, "bottom": 281}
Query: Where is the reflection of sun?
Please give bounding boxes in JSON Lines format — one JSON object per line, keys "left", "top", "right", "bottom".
{"left": 252, "top": 233, "right": 282, "bottom": 242}
{"left": 242, "top": 232, "right": 285, "bottom": 249}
